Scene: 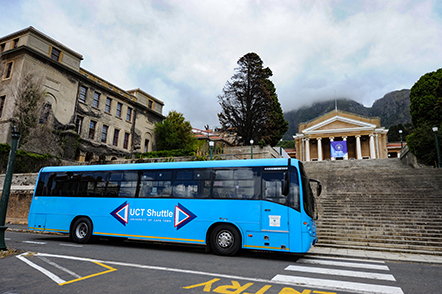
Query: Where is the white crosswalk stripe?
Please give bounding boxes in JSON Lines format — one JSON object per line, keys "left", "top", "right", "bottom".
{"left": 271, "top": 256, "right": 404, "bottom": 294}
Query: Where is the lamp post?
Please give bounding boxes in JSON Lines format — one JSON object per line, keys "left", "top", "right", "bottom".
{"left": 250, "top": 139, "right": 254, "bottom": 159}
{"left": 433, "top": 127, "right": 441, "bottom": 168}
{"left": 399, "top": 130, "right": 403, "bottom": 150}
{"left": 209, "top": 140, "right": 214, "bottom": 160}
{"left": 0, "top": 127, "right": 21, "bottom": 250}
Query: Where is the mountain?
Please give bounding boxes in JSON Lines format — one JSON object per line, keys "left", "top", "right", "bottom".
{"left": 283, "top": 89, "right": 411, "bottom": 139}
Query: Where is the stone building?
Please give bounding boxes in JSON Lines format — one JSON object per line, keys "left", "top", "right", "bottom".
{"left": 294, "top": 110, "right": 388, "bottom": 161}
{"left": 0, "top": 27, "right": 164, "bottom": 161}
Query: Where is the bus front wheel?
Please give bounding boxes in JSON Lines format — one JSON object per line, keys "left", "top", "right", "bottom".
{"left": 71, "top": 217, "right": 95, "bottom": 244}
{"left": 210, "top": 224, "right": 241, "bottom": 256}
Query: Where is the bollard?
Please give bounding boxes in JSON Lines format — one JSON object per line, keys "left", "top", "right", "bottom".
{"left": 0, "top": 127, "right": 21, "bottom": 250}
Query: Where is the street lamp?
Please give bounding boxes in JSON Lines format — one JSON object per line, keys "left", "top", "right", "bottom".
{"left": 433, "top": 127, "right": 441, "bottom": 168}
{"left": 0, "top": 127, "right": 21, "bottom": 250}
{"left": 209, "top": 140, "right": 214, "bottom": 160}
{"left": 398, "top": 130, "right": 403, "bottom": 150}
{"left": 250, "top": 139, "right": 254, "bottom": 159}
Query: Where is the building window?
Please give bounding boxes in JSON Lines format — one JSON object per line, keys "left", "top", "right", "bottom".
{"left": 123, "top": 133, "right": 130, "bottom": 149}
{"left": 116, "top": 102, "right": 122, "bottom": 118}
{"left": 102, "top": 125, "right": 109, "bottom": 143}
{"left": 39, "top": 103, "right": 52, "bottom": 124}
{"left": 93, "top": 92, "right": 100, "bottom": 108}
{"left": 0, "top": 96, "right": 5, "bottom": 118}
{"left": 113, "top": 129, "right": 120, "bottom": 146}
{"left": 51, "top": 47, "right": 61, "bottom": 61}
{"left": 126, "top": 107, "right": 132, "bottom": 122}
{"left": 13, "top": 38, "right": 19, "bottom": 48}
{"left": 0, "top": 43, "right": 5, "bottom": 53}
{"left": 75, "top": 116, "right": 83, "bottom": 134}
{"left": 105, "top": 97, "right": 112, "bottom": 113}
{"left": 89, "top": 120, "right": 96, "bottom": 140}
{"left": 4, "top": 62, "right": 13, "bottom": 79}
{"left": 148, "top": 100, "right": 153, "bottom": 109}
{"left": 144, "top": 139, "right": 149, "bottom": 153}
{"left": 79, "top": 86, "right": 87, "bottom": 103}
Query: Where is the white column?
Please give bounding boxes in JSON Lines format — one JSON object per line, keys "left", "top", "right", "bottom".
{"left": 343, "top": 136, "right": 348, "bottom": 160}
{"left": 305, "top": 138, "right": 310, "bottom": 161}
{"left": 329, "top": 137, "right": 335, "bottom": 160}
{"left": 317, "top": 138, "right": 323, "bottom": 161}
{"left": 369, "top": 134, "right": 376, "bottom": 159}
{"left": 356, "top": 135, "right": 362, "bottom": 159}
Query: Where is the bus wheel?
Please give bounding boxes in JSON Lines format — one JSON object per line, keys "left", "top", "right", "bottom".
{"left": 71, "top": 218, "right": 94, "bottom": 244}
{"left": 210, "top": 224, "right": 241, "bottom": 256}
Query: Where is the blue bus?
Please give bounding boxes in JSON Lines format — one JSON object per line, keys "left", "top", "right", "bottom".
{"left": 28, "top": 158, "right": 321, "bottom": 255}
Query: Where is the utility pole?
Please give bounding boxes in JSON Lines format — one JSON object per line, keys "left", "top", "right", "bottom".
{"left": 0, "top": 127, "right": 21, "bottom": 250}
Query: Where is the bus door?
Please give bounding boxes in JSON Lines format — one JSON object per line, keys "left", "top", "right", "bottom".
{"left": 260, "top": 171, "right": 290, "bottom": 250}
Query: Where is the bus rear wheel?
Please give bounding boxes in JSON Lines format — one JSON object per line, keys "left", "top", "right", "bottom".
{"left": 210, "top": 224, "right": 241, "bottom": 256}
{"left": 71, "top": 217, "right": 95, "bottom": 244}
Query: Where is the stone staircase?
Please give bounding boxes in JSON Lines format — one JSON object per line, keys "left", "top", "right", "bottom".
{"left": 304, "top": 158, "right": 442, "bottom": 255}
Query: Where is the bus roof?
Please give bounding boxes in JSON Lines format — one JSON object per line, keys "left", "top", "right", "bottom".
{"left": 39, "top": 158, "right": 299, "bottom": 173}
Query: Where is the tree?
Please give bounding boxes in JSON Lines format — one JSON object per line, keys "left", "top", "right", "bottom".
{"left": 409, "top": 68, "right": 442, "bottom": 128}
{"left": 407, "top": 68, "right": 442, "bottom": 166}
{"left": 262, "top": 75, "right": 288, "bottom": 146}
{"left": 8, "top": 67, "right": 48, "bottom": 147}
{"left": 154, "top": 110, "right": 196, "bottom": 151}
{"left": 218, "top": 52, "right": 287, "bottom": 146}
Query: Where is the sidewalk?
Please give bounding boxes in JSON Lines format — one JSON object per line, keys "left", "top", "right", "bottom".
{"left": 5, "top": 223, "right": 442, "bottom": 264}
{"left": 308, "top": 246, "right": 442, "bottom": 264}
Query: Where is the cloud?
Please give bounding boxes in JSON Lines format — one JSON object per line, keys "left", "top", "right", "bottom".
{"left": 1, "top": 0, "right": 441, "bottom": 128}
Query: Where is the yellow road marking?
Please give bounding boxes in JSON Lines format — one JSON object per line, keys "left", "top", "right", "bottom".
{"left": 59, "top": 262, "right": 117, "bottom": 286}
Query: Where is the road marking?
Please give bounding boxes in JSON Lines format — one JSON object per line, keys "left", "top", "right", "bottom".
{"left": 38, "top": 256, "right": 82, "bottom": 279}
{"left": 5, "top": 238, "right": 11, "bottom": 240}
{"left": 272, "top": 275, "right": 404, "bottom": 294}
{"left": 297, "top": 258, "right": 390, "bottom": 271}
{"left": 285, "top": 265, "right": 396, "bottom": 281}
{"left": 17, "top": 254, "right": 66, "bottom": 285}
{"left": 17, "top": 252, "right": 117, "bottom": 286}
{"left": 23, "top": 241, "right": 47, "bottom": 245}
{"left": 307, "top": 255, "right": 387, "bottom": 264}
{"left": 59, "top": 243, "right": 83, "bottom": 248}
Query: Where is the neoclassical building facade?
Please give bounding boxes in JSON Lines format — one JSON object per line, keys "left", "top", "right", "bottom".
{"left": 0, "top": 27, "right": 165, "bottom": 161}
{"left": 294, "top": 110, "right": 389, "bottom": 161}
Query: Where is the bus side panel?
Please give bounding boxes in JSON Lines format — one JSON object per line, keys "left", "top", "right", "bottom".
{"left": 91, "top": 199, "right": 262, "bottom": 245}
{"left": 28, "top": 197, "right": 76, "bottom": 233}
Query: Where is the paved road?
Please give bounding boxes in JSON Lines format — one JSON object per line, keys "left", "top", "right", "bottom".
{"left": 2, "top": 231, "right": 442, "bottom": 294}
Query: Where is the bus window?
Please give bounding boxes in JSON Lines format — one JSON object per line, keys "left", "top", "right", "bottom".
{"left": 35, "top": 172, "right": 50, "bottom": 196}
{"left": 289, "top": 171, "right": 300, "bottom": 211}
{"left": 139, "top": 170, "right": 172, "bottom": 197}
{"left": 173, "top": 169, "right": 210, "bottom": 198}
{"left": 213, "top": 168, "right": 256, "bottom": 199}
{"left": 47, "top": 172, "right": 81, "bottom": 196}
{"left": 299, "top": 163, "right": 315, "bottom": 218}
{"left": 78, "top": 172, "right": 108, "bottom": 197}
{"left": 107, "top": 171, "right": 138, "bottom": 197}
{"left": 262, "top": 172, "right": 286, "bottom": 204}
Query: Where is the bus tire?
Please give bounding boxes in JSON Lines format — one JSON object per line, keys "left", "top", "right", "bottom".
{"left": 71, "top": 217, "right": 95, "bottom": 244}
{"left": 210, "top": 224, "right": 241, "bottom": 256}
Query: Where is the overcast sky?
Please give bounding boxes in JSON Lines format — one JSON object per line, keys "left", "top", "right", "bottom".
{"left": 1, "top": 0, "right": 441, "bottom": 128}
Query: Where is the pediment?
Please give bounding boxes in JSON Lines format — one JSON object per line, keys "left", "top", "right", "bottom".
{"left": 303, "top": 115, "right": 377, "bottom": 135}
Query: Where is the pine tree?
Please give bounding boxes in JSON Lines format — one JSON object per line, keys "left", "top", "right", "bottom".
{"left": 218, "top": 53, "right": 287, "bottom": 146}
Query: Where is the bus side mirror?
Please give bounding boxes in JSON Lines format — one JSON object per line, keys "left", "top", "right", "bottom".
{"left": 282, "top": 172, "right": 289, "bottom": 196}
{"left": 309, "top": 179, "right": 322, "bottom": 197}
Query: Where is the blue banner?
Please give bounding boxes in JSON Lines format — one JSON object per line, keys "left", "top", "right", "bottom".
{"left": 331, "top": 141, "right": 347, "bottom": 158}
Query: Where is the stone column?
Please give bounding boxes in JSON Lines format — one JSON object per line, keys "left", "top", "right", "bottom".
{"left": 355, "top": 135, "right": 362, "bottom": 159}
{"left": 369, "top": 134, "right": 376, "bottom": 159}
{"left": 317, "top": 137, "right": 323, "bottom": 161}
{"left": 329, "top": 136, "right": 335, "bottom": 160}
{"left": 343, "top": 136, "right": 348, "bottom": 160}
{"left": 305, "top": 138, "right": 310, "bottom": 161}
